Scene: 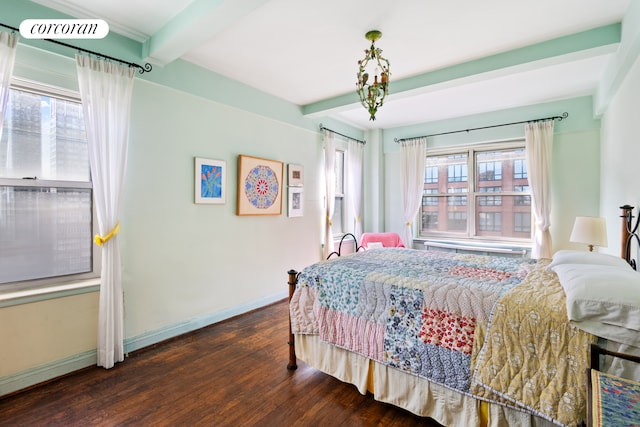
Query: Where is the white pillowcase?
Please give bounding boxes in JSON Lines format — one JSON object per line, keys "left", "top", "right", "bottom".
{"left": 548, "top": 249, "right": 632, "bottom": 270}
{"left": 552, "top": 263, "right": 640, "bottom": 346}
{"left": 366, "top": 242, "right": 384, "bottom": 249}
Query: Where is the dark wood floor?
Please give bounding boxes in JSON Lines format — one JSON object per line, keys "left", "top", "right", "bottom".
{"left": 0, "top": 299, "right": 442, "bottom": 427}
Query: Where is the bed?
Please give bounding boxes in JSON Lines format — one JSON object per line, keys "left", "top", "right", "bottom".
{"left": 286, "top": 206, "right": 640, "bottom": 427}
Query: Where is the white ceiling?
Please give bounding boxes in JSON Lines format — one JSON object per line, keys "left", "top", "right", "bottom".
{"left": 31, "top": 0, "right": 631, "bottom": 130}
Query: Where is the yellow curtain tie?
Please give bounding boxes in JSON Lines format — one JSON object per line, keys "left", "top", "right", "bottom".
{"left": 95, "top": 222, "right": 120, "bottom": 246}
{"left": 406, "top": 222, "right": 412, "bottom": 227}
{"left": 326, "top": 214, "right": 333, "bottom": 226}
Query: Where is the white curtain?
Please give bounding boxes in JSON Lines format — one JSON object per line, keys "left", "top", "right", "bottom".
{"left": 347, "top": 140, "right": 364, "bottom": 240}
{"left": 525, "top": 120, "right": 554, "bottom": 259}
{"left": 323, "top": 131, "right": 336, "bottom": 259}
{"left": 0, "top": 31, "right": 17, "bottom": 134}
{"left": 76, "top": 55, "right": 135, "bottom": 369}
{"left": 400, "top": 138, "right": 427, "bottom": 248}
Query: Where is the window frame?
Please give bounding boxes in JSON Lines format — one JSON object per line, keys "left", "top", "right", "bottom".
{"left": 418, "top": 139, "right": 533, "bottom": 244}
{"left": 0, "top": 78, "right": 100, "bottom": 294}
{"left": 332, "top": 147, "right": 347, "bottom": 238}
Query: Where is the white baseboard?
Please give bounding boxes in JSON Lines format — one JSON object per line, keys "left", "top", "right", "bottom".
{"left": 0, "top": 291, "right": 288, "bottom": 397}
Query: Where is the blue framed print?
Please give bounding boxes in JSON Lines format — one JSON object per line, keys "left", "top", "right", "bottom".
{"left": 195, "top": 157, "right": 226, "bottom": 204}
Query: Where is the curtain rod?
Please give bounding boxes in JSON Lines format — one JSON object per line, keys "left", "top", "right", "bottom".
{"left": 394, "top": 112, "right": 569, "bottom": 143}
{"left": 0, "top": 22, "right": 152, "bottom": 74}
{"left": 319, "top": 124, "right": 366, "bottom": 145}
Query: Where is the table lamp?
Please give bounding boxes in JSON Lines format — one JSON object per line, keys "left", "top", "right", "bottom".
{"left": 570, "top": 216, "right": 608, "bottom": 252}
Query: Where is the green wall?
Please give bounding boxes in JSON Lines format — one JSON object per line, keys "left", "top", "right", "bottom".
{"left": 123, "top": 79, "right": 324, "bottom": 337}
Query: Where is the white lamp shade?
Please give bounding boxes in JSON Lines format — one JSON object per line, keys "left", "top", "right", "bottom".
{"left": 570, "top": 216, "right": 608, "bottom": 249}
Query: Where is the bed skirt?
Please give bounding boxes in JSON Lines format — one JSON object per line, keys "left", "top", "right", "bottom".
{"left": 295, "top": 334, "right": 557, "bottom": 427}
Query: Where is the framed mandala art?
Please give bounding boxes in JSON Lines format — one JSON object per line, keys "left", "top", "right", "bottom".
{"left": 195, "top": 157, "right": 226, "bottom": 204}
{"left": 237, "top": 154, "right": 284, "bottom": 216}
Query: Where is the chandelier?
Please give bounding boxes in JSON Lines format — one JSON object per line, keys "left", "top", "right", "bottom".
{"left": 356, "top": 30, "right": 390, "bottom": 121}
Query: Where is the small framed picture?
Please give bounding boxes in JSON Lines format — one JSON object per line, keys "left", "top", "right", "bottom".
{"left": 195, "top": 157, "right": 226, "bottom": 204}
{"left": 237, "top": 154, "right": 284, "bottom": 216}
{"left": 288, "top": 187, "right": 304, "bottom": 217}
{"left": 288, "top": 164, "right": 304, "bottom": 187}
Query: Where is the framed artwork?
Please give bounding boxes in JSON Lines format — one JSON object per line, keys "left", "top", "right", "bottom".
{"left": 195, "top": 157, "right": 226, "bottom": 204}
{"left": 288, "top": 164, "right": 304, "bottom": 187}
{"left": 288, "top": 187, "right": 304, "bottom": 217}
{"left": 237, "top": 154, "right": 284, "bottom": 216}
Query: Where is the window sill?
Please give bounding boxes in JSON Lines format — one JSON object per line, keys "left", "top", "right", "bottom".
{"left": 0, "top": 278, "right": 101, "bottom": 308}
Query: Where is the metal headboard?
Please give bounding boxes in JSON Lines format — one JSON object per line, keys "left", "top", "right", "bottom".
{"left": 621, "top": 205, "right": 640, "bottom": 270}
{"left": 326, "top": 233, "right": 365, "bottom": 260}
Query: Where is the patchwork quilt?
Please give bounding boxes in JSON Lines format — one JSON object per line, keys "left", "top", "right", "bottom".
{"left": 290, "top": 248, "right": 594, "bottom": 426}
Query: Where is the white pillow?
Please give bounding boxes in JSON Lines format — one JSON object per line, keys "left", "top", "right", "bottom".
{"left": 552, "top": 263, "right": 640, "bottom": 346}
{"left": 366, "top": 242, "right": 384, "bottom": 249}
{"left": 548, "top": 249, "right": 632, "bottom": 270}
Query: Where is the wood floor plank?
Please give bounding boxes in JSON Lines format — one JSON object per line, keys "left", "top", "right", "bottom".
{"left": 0, "top": 300, "right": 442, "bottom": 427}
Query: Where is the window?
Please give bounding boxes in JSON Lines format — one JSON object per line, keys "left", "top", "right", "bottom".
{"left": 425, "top": 166, "right": 438, "bottom": 184}
{"left": 514, "top": 212, "right": 531, "bottom": 233}
{"left": 420, "top": 143, "right": 532, "bottom": 242}
{"left": 447, "top": 211, "right": 467, "bottom": 230}
{"left": 478, "top": 186, "right": 502, "bottom": 206}
{"left": 514, "top": 185, "right": 531, "bottom": 206}
{"left": 331, "top": 149, "right": 345, "bottom": 235}
{"left": 478, "top": 212, "right": 502, "bottom": 231}
{"left": 447, "top": 187, "right": 467, "bottom": 206}
{"left": 447, "top": 163, "right": 467, "bottom": 182}
{"left": 514, "top": 159, "right": 527, "bottom": 179}
{"left": 478, "top": 161, "right": 502, "bottom": 181}
{"left": 422, "top": 211, "right": 438, "bottom": 230}
{"left": 0, "top": 83, "right": 97, "bottom": 288}
{"left": 423, "top": 188, "right": 438, "bottom": 206}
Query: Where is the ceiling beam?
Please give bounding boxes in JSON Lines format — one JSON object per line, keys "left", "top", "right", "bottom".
{"left": 143, "top": 0, "right": 270, "bottom": 66}
{"left": 302, "top": 23, "right": 622, "bottom": 117}
{"left": 594, "top": 2, "right": 640, "bottom": 116}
